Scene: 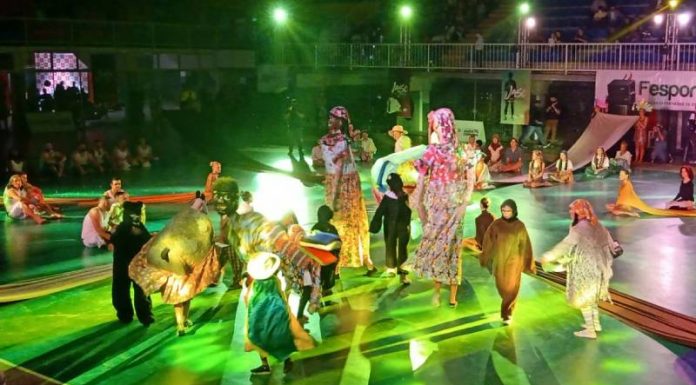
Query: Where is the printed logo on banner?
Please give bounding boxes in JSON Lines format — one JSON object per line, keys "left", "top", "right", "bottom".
{"left": 500, "top": 70, "right": 531, "bottom": 125}
{"left": 595, "top": 70, "right": 696, "bottom": 112}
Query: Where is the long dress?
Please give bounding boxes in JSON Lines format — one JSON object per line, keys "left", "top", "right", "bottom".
{"left": 614, "top": 179, "right": 696, "bottom": 217}
{"left": 542, "top": 220, "right": 614, "bottom": 309}
{"left": 413, "top": 143, "right": 473, "bottom": 285}
{"left": 244, "top": 276, "right": 314, "bottom": 360}
{"left": 321, "top": 132, "right": 371, "bottom": 267}
{"left": 480, "top": 218, "right": 535, "bottom": 320}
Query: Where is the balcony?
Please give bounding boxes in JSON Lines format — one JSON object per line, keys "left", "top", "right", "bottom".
{"left": 282, "top": 42, "right": 696, "bottom": 73}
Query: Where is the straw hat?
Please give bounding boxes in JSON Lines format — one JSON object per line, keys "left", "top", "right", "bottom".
{"left": 247, "top": 252, "right": 281, "bottom": 280}
{"left": 388, "top": 125, "right": 408, "bottom": 137}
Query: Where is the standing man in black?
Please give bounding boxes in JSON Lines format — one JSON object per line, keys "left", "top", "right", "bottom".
{"left": 503, "top": 72, "right": 518, "bottom": 120}
{"left": 285, "top": 97, "right": 305, "bottom": 158}
{"left": 544, "top": 96, "right": 562, "bottom": 143}
{"left": 111, "top": 201, "right": 154, "bottom": 326}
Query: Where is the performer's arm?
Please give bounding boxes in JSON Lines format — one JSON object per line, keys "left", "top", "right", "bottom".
{"left": 90, "top": 208, "right": 111, "bottom": 241}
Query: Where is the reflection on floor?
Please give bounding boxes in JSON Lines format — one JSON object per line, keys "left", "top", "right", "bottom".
{"left": 1, "top": 147, "right": 695, "bottom": 384}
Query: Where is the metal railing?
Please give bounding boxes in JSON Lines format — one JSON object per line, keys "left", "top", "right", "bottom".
{"left": 0, "top": 17, "right": 249, "bottom": 50}
{"left": 285, "top": 42, "right": 696, "bottom": 73}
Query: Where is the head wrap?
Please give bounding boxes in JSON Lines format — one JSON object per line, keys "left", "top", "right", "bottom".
{"left": 569, "top": 199, "right": 598, "bottom": 226}
{"left": 431, "top": 108, "right": 457, "bottom": 146}
{"left": 324, "top": 106, "right": 353, "bottom": 146}
{"left": 500, "top": 199, "right": 518, "bottom": 221}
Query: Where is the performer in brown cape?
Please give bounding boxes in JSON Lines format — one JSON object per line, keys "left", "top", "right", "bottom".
{"left": 480, "top": 199, "right": 536, "bottom": 325}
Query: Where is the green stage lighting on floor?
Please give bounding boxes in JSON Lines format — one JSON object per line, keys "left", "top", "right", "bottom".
{"left": 400, "top": 5, "right": 413, "bottom": 21}
{"left": 273, "top": 7, "right": 288, "bottom": 24}
{"left": 519, "top": 2, "right": 530, "bottom": 15}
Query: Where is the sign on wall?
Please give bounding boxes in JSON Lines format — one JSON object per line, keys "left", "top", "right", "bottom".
{"left": 500, "top": 70, "right": 530, "bottom": 125}
{"left": 595, "top": 70, "right": 696, "bottom": 112}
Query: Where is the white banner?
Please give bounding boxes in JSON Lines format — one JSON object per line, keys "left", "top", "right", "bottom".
{"left": 595, "top": 70, "right": 696, "bottom": 112}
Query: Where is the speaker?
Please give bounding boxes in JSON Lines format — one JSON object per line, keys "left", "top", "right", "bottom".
{"left": 608, "top": 79, "right": 635, "bottom": 106}
{"left": 609, "top": 104, "right": 630, "bottom": 115}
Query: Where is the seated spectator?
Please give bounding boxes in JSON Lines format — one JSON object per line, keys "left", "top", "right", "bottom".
{"left": 20, "top": 172, "right": 63, "bottom": 218}
{"left": 3, "top": 174, "right": 45, "bottom": 224}
{"left": 7, "top": 149, "right": 25, "bottom": 174}
{"left": 40, "top": 143, "right": 66, "bottom": 178}
{"left": 90, "top": 140, "right": 107, "bottom": 173}
{"left": 72, "top": 142, "right": 94, "bottom": 176}
{"left": 81, "top": 196, "right": 111, "bottom": 248}
{"left": 133, "top": 138, "right": 155, "bottom": 168}
{"left": 496, "top": 138, "right": 524, "bottom": 173}
{"left": 112, "top": 139, "right": 131, "bottom": 171}
{"left": 574, "top": 29, "right": 588, "bottom": 43}
{"left": 614, "top": 141, "right": 633, "bottom": 171}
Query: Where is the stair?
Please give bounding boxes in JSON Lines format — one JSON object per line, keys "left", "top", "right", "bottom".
{"left": 463, "top": 0, "right": 517, "bottom": 43}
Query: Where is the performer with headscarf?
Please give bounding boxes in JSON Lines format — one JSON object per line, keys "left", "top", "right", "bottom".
{"left": 129, "top": 208, "right": 223, "bottom": 336}
{"left": 480, "top": 199, "right": 535, "bottom": 325}
{"left": 244, "top": 252, "right": 315, "bottom": 375}
{"left": 541, "top": 199, "right": 616, "bottom": 339}
{"left": 413, "top": 108, "right": 475, "bottom": 308}
{"left": 607, "top": 169, "right": 696, "bottom": 217}
{"left": 321, "top": 106, "right": 375, "bottom": 274}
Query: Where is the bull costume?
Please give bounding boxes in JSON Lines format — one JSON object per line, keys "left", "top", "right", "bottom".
{"left": 129, "top": 208, "right": 223, "bottom": 336}
{"left": 213, "top": 177, "right": 323, "bottom": 315}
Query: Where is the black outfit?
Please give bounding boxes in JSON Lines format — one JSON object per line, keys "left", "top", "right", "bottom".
{"left": 545, "top": 102, "right": 561, "bottom": 120}
{"left": 673, "top": 181, "right": 694, "bottom": 202}
{"left": 370, "top": 193, "right": 411, "bottom": 269}
{"left": 285, "top": 107, "right": 304, "bottom": 157}
{"left": 475, "top": 211, "right": 495, "bottom": 249}
{"left": 111, "top": 218, "right": 153, "bottom": 325}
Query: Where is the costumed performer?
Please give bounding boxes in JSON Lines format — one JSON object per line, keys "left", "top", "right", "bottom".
{"left": 607, "top": 168, "right": 696, "bottom": 217}
{"left": 3, "top": 175, "right": 45, "bottom": 224}
{"left": 480, "top": 199, "right": 535, "bottom": 325}
{"left": 244, "top": 252, "right": 315, "bottom": 375}
{"left": 413, "top": 108, "right": 475, "bottom": 308}
{"left": 212, "top": 177, "right": 323, "bottom": 319}
{"left": 129, "top": 208, "right": 224, "bottom": 336}
{"left": 541, "top": 199, "right": 616, "bottom": 339}
{"left": 111, "top": 201, "right": 154, "bottom": 326}
{"left": 584, "top": 147, "right": 614, "bottom": 179}
{"left": 321, "top": 106, "right": 375, "bottom": 274}
{"left": 204, "top": 161, "right": 221, "bottom": 199}
{"left": 19, "top": 172, "right": 63, "bottom": 218}
{"left": 634, "top": 107, "right": 649, "bottom": 163}
{"left": 369, "top": 173, "right": 412, "bottom": 284}
{"left": 548, "top": 150, "right": 574, "bottom": 184}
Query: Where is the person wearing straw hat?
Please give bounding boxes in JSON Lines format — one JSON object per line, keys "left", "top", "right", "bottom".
{"left": 388, "top": 125, "right": 411, "bottom": 153}
{"left": 244, "top": 252, "right": 315, "bottom": 375}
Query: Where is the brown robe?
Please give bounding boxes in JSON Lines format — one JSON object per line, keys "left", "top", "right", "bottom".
{"left": 479, "top": 218, "right": 536, "bottom": 320}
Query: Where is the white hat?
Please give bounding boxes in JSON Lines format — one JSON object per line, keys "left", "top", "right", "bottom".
{"left": 247, "top": 252, "right": 281, "bottom": 280}
{"left": 389, "top": 125, "right": 408, "bottom": 136}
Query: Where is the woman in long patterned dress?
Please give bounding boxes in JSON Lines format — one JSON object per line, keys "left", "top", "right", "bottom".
{"left": 413, "top": 108, "right": 474, "bottom": 308}
{"left": 321, "top": 106, "right": 375, "bottom": 274}
{"left": 541, "top": 199, "right": 615, "bottom": 339}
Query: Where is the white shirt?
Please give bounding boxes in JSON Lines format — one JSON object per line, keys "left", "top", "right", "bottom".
{"left": 394, "top": 135, "right": 412, "bottom": 153}
{"left": 615, "top": 150, "right": 632, "bottom": 166}
{"left": 321, "top": 139, "right": 356, "bottom": 175}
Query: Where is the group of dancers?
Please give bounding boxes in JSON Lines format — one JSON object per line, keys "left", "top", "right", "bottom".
{"left": 4, "top": 103, "right": 696, "bottom": 377}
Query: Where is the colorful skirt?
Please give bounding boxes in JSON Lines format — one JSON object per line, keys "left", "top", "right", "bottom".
{"left": 324, "top": 173, "right": 371, "bottom": 267}
{"left": 245, "top": 277, "right": 314, "bottom": 360}
{"left": 413, "top": 182, "right": 466, "bottom": 285}
{"left": 129, "top": 237, "right": 225, "bottom": 304}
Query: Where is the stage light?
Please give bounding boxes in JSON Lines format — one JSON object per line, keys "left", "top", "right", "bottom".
{"left": 519, "top": 2, "right": 530, "bottom": 15}
{"left": 654, "top": 14, "right": 664, "bottom": 25}
{"left": 272, "top": 7, "right": 288, "bottom": 24}
{"left": 400, "top": 5, "right": 413, "bottom": 21}
{"left": 669, "top": 0, "right": 679, "bottom": 10}
{"left": 678, "top": 12, "right": 691, "bottom": 26}
{"left": 525, "top": 17, "right": 536, "bottom": 29}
